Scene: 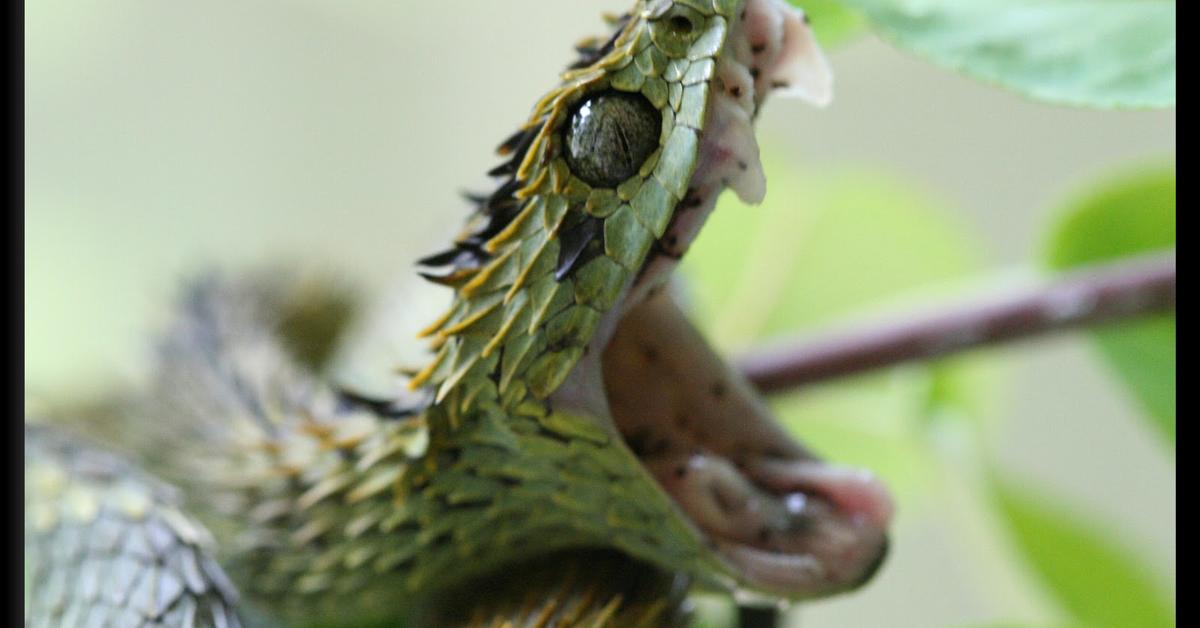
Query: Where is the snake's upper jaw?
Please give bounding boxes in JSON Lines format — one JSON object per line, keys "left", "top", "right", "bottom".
{"left": 765, "top": 3, "right": 833, "bottom": 107}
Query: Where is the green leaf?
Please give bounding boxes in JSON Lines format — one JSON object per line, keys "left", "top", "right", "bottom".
{"left": 1044, "top": 166, "right": 1175, "bottom": 268}
{"left": 1091, "top": 315, "right": 1175, "bottom": 441}
{"left": 1043, "top": 164, "right": 1175, "bottom": 444}
{"left": 788, "top": 0, "right": 868, "bottom": 48}
{"left": 840, "top": 0, "right": 1175, "bottom": 109}
{"left": 682, "top": 158, "right": 998, "bottom": 502}
{"left": 993, "top": 478, "right": 1174, "bottom": 628}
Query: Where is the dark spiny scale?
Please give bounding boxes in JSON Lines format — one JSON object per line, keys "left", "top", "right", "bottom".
{"left": 574, "top": 41, "right": 601, "bottom": 60}
{"left": 417, "top": 248, "right": 470, "bottom": 268}
{"left": 568, "top": 239, "right": 607, "bottom": 291}
{"left": 567, "top": 14, "right": 631, "bottom": 70}
{"left": 555, "top": 216, "right": 604, "bottom": 281}
{"left": 468, "top": 202, "right": 525, "bottom": 245}
{"left": 464, "top": 180, "right": 522, "bottom": 238}
{"left": 496, "top": 128, "right": 532, "bottom": 156}
{"left": 453, "top": 244, "right": 489, "bottom": 264}
{"left": 417, "top": 247, "right": 486, "bottom": 286}
{"left": 461, "top": 191, "right": 490, "bottom": 207}
{"left": 418, "top": 271, "right": 457, "bottom": 287}
{"left": 487, "top": 160, "right": 516, "bottom": 178}
{"left": 488, "top": 179, "right": 523, "bottom": 208}
{"left": 336, "top": 388, "right": 430, "bottom": 419}
{"left": 419, "top": 269, "right": 473, "bottom": 287}
{"left": 508, "top": 129, "right": 541, "bottom": 171}
{"left": 489, "top": 128, "right": 540, "bottom": 178}
{"left": 421, "top": 187, "right": 521, "bottom": 278}
{"left": 483, "top": 194, "right": 520, "bottom": 221}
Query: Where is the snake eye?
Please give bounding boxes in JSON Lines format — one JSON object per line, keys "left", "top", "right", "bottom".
{"left": 563, "top": 91, "right": 661, "bottom": 189}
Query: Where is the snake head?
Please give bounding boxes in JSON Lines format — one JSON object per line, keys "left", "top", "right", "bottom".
{"left": 408, "top": 0, "right": 889, "bottom": 607}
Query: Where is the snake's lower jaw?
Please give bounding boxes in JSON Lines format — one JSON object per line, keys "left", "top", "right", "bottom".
{"left": 644, "top": 443, "right": 892, "bottom": 598}
{"left": 601, "top": 292, "right": 893, "bottom": 599}
{"left": 727, "top": 458, "right": 892, "bottom": 596}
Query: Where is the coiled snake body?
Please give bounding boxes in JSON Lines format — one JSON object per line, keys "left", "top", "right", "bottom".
{"left": 25, "top": 2, "right": 892, "bottom": 625}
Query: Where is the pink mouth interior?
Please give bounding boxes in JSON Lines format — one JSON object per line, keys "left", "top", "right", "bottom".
{"left": 602, "top": 293, "right": 892, "bottom": 598}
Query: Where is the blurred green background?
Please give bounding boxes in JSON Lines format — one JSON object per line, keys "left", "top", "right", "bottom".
{"left": 25, "top": 1, "right": 1174, "bottom": 626}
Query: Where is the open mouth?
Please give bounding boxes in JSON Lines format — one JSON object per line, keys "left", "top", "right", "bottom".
{"left": 569, "top": 0, "right": 892, "bottom": 598}
{"left": 597, "top": 290, "right": 892, "bottom": 598}
{"left": 393, "top": 0, "right": 893, "bottom": 601}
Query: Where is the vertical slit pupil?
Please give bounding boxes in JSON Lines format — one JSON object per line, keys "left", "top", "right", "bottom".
{"left": 563, "top": 91, "right": 662, "bottom": 189}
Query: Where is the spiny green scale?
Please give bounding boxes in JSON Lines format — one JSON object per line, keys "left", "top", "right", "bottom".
{"left": 204, "top": 385, "right": 716, "bottom": 624}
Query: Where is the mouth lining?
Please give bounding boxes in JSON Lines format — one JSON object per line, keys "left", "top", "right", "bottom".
{"left": 599, "top": 292, "right": 892, "bottom": 598}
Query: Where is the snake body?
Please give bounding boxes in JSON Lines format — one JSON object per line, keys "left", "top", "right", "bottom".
{"left": 25, "top": 424, "right": 241, "bottom": 627}
{"left": 26, "top": 2, "right": 891, "bottom": 626}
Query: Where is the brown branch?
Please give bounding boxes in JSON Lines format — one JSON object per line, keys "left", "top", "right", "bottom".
{"left": 739, "top": 251, "right": 1176, "bottom": 395}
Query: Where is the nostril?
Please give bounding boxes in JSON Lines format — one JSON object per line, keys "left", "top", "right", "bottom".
{"left": 854, "top": 535, "right": 890, "bottom": 588}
